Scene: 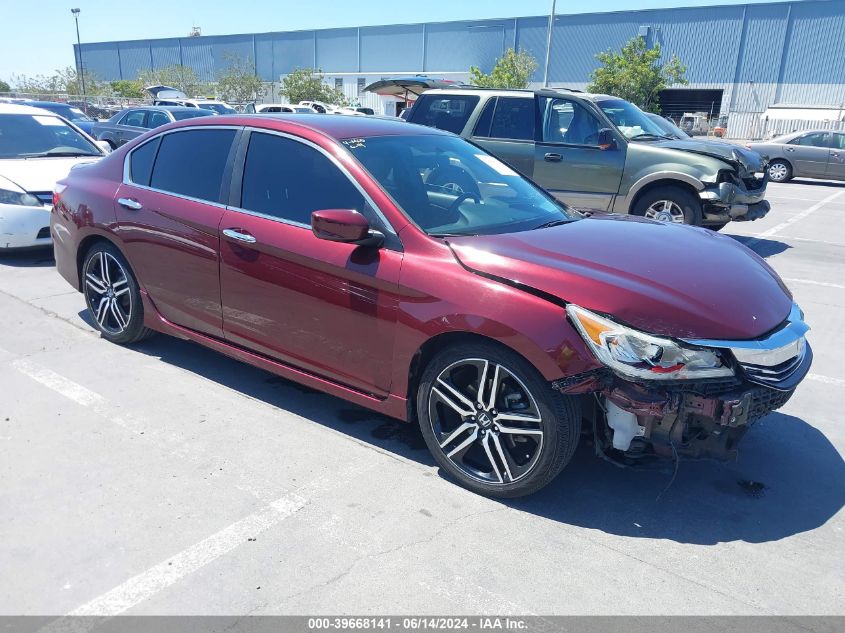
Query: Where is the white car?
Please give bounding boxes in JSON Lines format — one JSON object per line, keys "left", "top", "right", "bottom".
{"left": 245, "top": 103, "right": 313, "bottom": 114}
{"left": 298, "top": 100, "right": 341, "bottom": 114}
{"left": 0, "top": 104, "right": 108, "bottom": 250}
{"left": 145, "top": 85, "right": 237, "bottom": 115}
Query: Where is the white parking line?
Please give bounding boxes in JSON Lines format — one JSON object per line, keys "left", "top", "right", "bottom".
{"left": 12, "top": 359, "right": 105, "bottom": 407}
{"left": 745, "top": 189, "right": 845, "bottom": 247}
{"left": 782, "top": 278, "right": 845, "bottom": 290}
{"left": 807, "top": 373, "right": 845, "bottom": 387}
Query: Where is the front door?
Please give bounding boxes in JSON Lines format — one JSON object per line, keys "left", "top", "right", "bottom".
{"left": 532, "top": 96, "right": 625, "bottom": 212}
{"left": 219, "top": 130, "right": 402, "bottom": 395}
{"left": 113, "top": 127, "right": 239, "bottom": 338}
{"left": 787, "top": 131, "right": 830, "bottom": 178}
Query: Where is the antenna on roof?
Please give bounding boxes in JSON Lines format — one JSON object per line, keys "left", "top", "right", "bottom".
{"left": 189, "top": 25, "right": 201, "bottom": 37}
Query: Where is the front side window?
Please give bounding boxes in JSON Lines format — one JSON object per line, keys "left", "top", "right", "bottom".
{"left": 791, "top": 132, "right": 829, "bottom": 148}
{"left": 240, "top": 132, "right": 364, "bottom": 225}
{"left": 409, "top": 95, "right": 480, "bottom": 134}
{"left": 120, "top": 110, "right": 146, "bottom": 128}
{"left": 540, "top": 97, "right": 602, "bottom": 145}
{"left": 0, "top": 113, "right": 101, "bottom": 159}
{"left": 149, "top": 129, "right": 236, "bottom": 202}
{"left": 345, "top": 134, "right": 575, "bottom": 236}
{"left": 594, "top": 98, "right": 668, "bottom": 141}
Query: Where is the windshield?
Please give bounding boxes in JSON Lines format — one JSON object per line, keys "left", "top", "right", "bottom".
{"left": 172, "top": 109, "right": 215, "bottom": 121}
{"left": 597, "top": 99, "right": 669, "bottom": 140}
{"left": 199, "top": 103, "right": 236, "bottom": 115}
{"left": 344, "top": 135, "right": 576, "bottom": 236}
{"left": 0, "top": 113, "right": 102, "bottom": 159}
{"left": 646, "top": 114, "right": 689, "bottom": 139}
{"left": 36, "top": 104, "right": 94, "bottom": 122}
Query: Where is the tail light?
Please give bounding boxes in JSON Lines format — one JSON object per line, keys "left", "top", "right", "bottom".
{"left": 52, "top": 183, "right": 67, "bottom": 209}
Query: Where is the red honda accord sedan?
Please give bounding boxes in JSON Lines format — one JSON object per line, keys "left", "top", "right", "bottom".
{"left": 51, "top": 114, "right": 811, "bottom": 497}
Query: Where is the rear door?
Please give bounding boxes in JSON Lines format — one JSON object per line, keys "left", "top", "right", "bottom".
{"left": 115, "top": 109, "right": 148, "bottom": 145}
{"left": 218, "top": 130, "right": 402, "bottom": 395}
{"left": 113, "top": 127, "right": 239, "bottom": 337}
{"left": 787, "top": 131, "right": 830, "bottom": 177}
{"left": 825, "top": 132, "right": 845, "bottom": 181}
{"left": 470, "top": 96, "right": 536, "bottom": 178}
{"left": 532, "top": 96, "right": 625, "bottom": 212}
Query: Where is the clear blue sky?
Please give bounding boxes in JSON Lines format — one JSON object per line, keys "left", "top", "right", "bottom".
{"left": 1, "top": 0, "right": 788, "bottom": 81}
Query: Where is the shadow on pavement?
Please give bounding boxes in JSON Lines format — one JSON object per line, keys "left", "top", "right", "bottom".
{"left": 0, "top": 248, "right": 55, "bottom": 268}
{"left": 128, "top": 331, "right": 844, "bottom": 547}
{"left": 727, "top": 234, "right": 791, "bottom": 258}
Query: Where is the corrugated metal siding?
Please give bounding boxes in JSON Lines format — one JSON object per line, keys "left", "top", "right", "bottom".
{"left": 150, "top": 39, "right": 182, "bottom": 69}
{"left": 273, "top": 32, "right": 316, "bottom": 77}
{"left": 76, "top": 43, "right": 122, "bottom": 82}
{"left": 181, "top": 39, "right": 215, "bottom": 82}
{"left": 254, "top": 34, "right": 275, "bottom": 80}
{"left": 211, "top": 34, "right": 255, "bottom": 74}
{"left": 116, "top": 41, "right": 152, "bottom": 79}
{"left": 424, "top": 20, "right": 506, "bottom": 72}
{"left": 316, "top": 28, "right": 357, "bottom": 73}
{"left": 360, "top": 25, "right": 424, "bottom": 72}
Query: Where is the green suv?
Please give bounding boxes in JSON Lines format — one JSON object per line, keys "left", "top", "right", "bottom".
{"left": 406, "top": 88, "right": 770, "bottom": 228}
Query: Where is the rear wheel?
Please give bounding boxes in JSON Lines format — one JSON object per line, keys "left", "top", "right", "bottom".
{"left": 417, "top": 342, "right": 580, "bottom": 498}
{"left": 82, "top": 242, "right": 153, "bottom": 345}
{"left": 632, "top": 185, "right": 703, "bottom": 226}
{"left": 767, "top": 159, "right": 792, "bottom": 183}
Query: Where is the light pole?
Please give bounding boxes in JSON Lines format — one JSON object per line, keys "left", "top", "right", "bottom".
{"left": 543, "top": 0, "right": 557, "bottom": 87}
{"left": 71, "top": 8, "right": 87, "bottom": 112}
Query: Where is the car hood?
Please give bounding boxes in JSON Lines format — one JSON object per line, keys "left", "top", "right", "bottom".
{"left": 447, "top": 215, "right": 792, "bottom": 340}
{"left": 0, "top": 157, "right": 100, "bottom": 193}
{"left": 653, "top": 138, "right": 766, "bottom": 173}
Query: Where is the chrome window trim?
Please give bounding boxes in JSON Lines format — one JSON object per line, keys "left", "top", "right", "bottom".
{"left": 225, "top": 127, "right": 399, "bottom": 241}
{"left": 122, "top": 125, "right": 242, "bottom": 207}
{"left": 685, "top": 303, "right": 809, "bottom": 366}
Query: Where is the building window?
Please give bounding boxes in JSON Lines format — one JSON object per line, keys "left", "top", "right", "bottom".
{"left": 335, "top": 78, "right": 343, "bottom": 92}
{"left": 357, "top": 78, "right": 366, "bottom": 96}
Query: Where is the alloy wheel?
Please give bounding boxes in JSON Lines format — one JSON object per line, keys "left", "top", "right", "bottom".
{"left": 644, "top": 199, "right": 686, "bottom": 223}
{"left": 428, "top": 358, "right": 544, "bottom": 485}
{"left": 83, "top": 251, "right": 132, "bottom": 336}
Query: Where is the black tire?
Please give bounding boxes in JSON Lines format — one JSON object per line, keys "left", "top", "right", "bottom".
{"left": 82, "top": 242, "right": 153, "bottom": 345}
{"left": 417, "top": 341, "right": 581, "bottom": 498}
{"left": 427, "top": 166, "right": 481, "bottom": 196}
{"left": 632, "top": 185, "right": 703, "bottom": 226}
{"left": 708, "top": 222, "right": 729, "bottom": 232}
{"left": 767, "top": 159, "right": 792, "bottom": 183}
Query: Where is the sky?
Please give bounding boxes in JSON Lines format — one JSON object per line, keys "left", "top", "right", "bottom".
{"left": 1, "top": 0, "right": 796, "bottom": 82}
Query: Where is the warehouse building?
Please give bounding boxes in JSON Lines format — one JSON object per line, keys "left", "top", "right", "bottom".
{"left": 76, "top": 0, "right": 845, "bottom": 138}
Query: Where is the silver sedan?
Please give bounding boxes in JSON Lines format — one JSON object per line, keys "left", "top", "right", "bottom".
{"left": 749, "top": 129, "right": 845, "bottom": 183}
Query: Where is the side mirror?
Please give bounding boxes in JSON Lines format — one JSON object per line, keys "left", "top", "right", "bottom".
{"left": 311, "top": 209, "right": 384, "bottom": 247}
{"left": 597, "top": 128, "right": 617, "bottom": 150}
{"left": 96, "top": 140, "right": 112, "bottom": 154}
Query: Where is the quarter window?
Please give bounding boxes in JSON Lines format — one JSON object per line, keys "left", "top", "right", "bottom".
{"left": 240, "top": 132, "right": 364, "bottom": 225}
{"left": 129, "top": 137, "right": 160, "bottom": 186}
{"left": 149, "top": 129, "right": 236, "bottom": 202}
{"left": 409, "top": 95, "right": 480, "bottom": 134}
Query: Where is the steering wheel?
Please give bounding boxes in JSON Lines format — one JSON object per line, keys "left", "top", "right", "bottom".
{"left": 447, "top": 191, "right": 480, "bottom": 214}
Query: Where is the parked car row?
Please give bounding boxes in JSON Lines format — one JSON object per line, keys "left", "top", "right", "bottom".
{"left": 47, "top": 108, "right": 812, "bottom": 497}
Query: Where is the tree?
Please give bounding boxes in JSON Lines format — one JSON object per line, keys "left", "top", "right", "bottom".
{"left": 0, "top": 79, "right": 10, "bottom": 93}
{"left": 279, "top": 68, "right": 347, "bottom": 106}
{"left": 10, "top": 67, "right": 104, "bottom": 95}
{"left": 109, "top": 79, "right": 145, "bottom": 98}
{"left": 216, "top": 55, "right": 266, "bottom": 104}
{"left": 469, "top": 48, "right": 538, "bottom": 89}
{"left": 587, "top": 36, "right": 687, "bottom": 112}
{"left": 137, "top": 65, "right": 203, "bottom": 97}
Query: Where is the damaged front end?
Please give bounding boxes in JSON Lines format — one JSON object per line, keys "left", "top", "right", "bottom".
{"left": 557, "top": 304, "right": 811, "bottom": 463}
{"left": 696, "top": 147, "right": 770, "bottom": 224}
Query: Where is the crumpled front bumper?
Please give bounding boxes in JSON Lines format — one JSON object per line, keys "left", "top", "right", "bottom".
{"left": 699, "top": 178, "right": 770, "bottom": 225}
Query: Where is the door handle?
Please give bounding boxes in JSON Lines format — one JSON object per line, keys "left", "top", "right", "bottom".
{"left": 222, "top": 228, "right": 257, "bottom": 244}
{"left": 785, "top": 147, "right": 795, "bottom": 152}
{"left": 544, "top": 152, "right": 562, "bottom": 162}
{"left": 117, "top": 197, "right": 142, "bottom": 210}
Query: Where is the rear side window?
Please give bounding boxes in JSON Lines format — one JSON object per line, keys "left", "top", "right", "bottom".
{"left": 147, "top": 111, "right": 171, "bottom": 128}
{"left": 129, "top": 137, "right": 160, "bottom": 186}
{"left": 240, "top": 132, "right": 364, "bottom": 225}
{"left": 150, "top": 129, "right": 236, "bottom": 202}
{"left": 408, "top": 95, "right": 479, "bottom": 134}
{"left": 476, "top": 97, "right": 534, "bottom": 141}
{"left": 120, "top": 110, "right": 146, "bottom": 127}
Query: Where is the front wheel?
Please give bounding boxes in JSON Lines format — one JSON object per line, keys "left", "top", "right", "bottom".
{"left": 632, "top": 185, "right": 703, "bottom": 225}
{"left": 417, "top": 342, "right": 581, "bottom": 498}
{"left": 82, "top": 242, "right": 153, "bottom": 345}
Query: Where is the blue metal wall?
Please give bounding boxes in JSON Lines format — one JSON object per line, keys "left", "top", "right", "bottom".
{"left": 77, "top": 0, "right": 845, "bottom": 107}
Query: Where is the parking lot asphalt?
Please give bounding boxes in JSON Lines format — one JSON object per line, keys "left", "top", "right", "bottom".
{"left": 0, "top": 179, "right": 843, "bottom": 618}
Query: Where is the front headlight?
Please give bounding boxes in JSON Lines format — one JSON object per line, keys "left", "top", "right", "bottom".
{"left": 0, "top": 188, "right": 40, "bottom": 207}
{"left": 567, "top": 304, "right": 733, "bottom": 380}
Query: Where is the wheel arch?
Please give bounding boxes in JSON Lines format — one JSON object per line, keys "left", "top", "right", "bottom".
{"left": 628, "top": 177, "right": 702, "bottom": 215}
{"left": 76, "top": 233, "right": 129, "bottom": 290}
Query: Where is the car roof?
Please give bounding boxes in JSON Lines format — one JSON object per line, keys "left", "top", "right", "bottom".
{"left": 125, "top": 105, "right": 209, "bottom": 113}
{"left": 419, "top": 87, "right": 616, "bottom": 102}
{"left": 24, "top": 100, "right": 76, "bottom": 109}
{"left": 166, "top": 112, "right": 447, "bottom": 139}
{"left": 0, "top": 103, "right": 63, "bottom": 116}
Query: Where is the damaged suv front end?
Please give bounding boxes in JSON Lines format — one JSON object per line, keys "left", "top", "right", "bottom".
{"left": 559, "top": 303, "right": 810, "bottom": 462}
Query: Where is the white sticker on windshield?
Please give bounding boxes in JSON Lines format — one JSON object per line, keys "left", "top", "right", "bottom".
{"left": 474, "top": 154, "right": 518, "bottom": 177}
{"left": 33, "top": 115, "right": 64, "bottom": 126}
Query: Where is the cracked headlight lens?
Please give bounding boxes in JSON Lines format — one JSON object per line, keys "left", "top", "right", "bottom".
{"left": 567, "top": 304, "right": 734, "bottom": 380}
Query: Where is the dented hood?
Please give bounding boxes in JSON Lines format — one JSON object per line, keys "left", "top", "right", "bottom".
{"left": 447, "top": 215, "right": 792, "bottom": 340}
{"left": 654, "top": 138, "right": 766, "bottom": 173}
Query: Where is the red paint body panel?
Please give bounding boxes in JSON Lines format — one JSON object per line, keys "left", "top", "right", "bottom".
{"left": 449, "top": 215, "right": 792, "bottom": 340}
{"left": 50, "top": 115, "right": 794, "bottom": 425}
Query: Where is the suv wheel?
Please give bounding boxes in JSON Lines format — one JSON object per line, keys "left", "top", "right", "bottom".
{"left": 632, "top": 185, "right": 703, "bottom": 225}
{"left": 82, "top": 242, "right": 153, "bottom": 345}
{"left": 417, "top": 342, "right": 580, "bottom": 498}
